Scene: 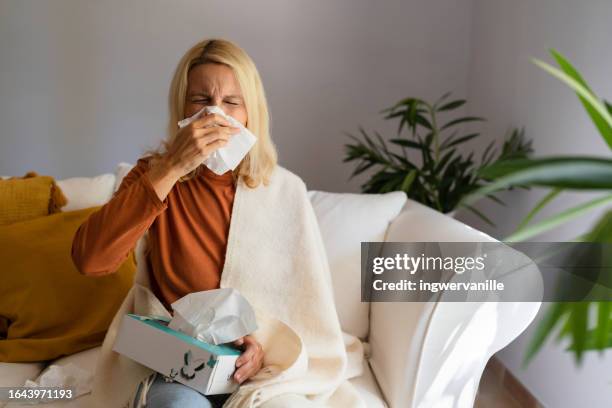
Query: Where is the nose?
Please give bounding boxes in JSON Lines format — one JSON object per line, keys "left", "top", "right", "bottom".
{"left": 210, "top": 97, "right": 224, "bottom": 107}
{"left": 209, "top": 101, "right": 226, "bottom": 116}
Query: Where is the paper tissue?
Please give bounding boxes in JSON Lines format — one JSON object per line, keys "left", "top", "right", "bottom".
{"left": 168, "top": 288, "right": 258, "bottom": 345}
{"left": 113, "top": 288, "right": 258, "bottom": 395}
{"left": 24, "top": 363, "right": 92, "bottom": 401}
{"left": 177, "top": 106, "right": 257, "bottom": 175}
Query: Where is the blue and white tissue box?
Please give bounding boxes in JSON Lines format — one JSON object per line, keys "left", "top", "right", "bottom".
{"left": 113, "top": 314, "right": 241, "bottom": 395}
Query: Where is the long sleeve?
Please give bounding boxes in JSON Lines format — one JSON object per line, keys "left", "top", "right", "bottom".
{"left": 71, "top": 158, "right": 168, "bottom": 276}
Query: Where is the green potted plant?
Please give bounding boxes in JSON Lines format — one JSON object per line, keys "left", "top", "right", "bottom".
{"left": 343, "top": 94, "right": 532, "bottom": 224}
{"left": 464, "top": 49, "right": 612, "bottom": 365}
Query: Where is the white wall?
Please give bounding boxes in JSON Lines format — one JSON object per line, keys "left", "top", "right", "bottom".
{"left": 464, "top": 1, "right": 612, "bottom": 407}
{"left": 0, "top": 0, "right": 474, "bottom": 192}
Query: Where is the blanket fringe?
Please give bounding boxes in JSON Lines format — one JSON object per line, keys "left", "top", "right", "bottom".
{"left": 222, "top": 387, "right": 262, "bottom": 408}
{"left": 129, "top": 373, "right": 157, "bottom": 408}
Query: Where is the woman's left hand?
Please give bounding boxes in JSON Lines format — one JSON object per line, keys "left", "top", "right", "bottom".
{"left": 232, "top": 335, "right": 264, "bottom": 384}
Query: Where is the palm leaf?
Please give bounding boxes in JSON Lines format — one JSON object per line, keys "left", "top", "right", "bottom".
{"left": 438, "top": 99, "right": 466, "bottom": 111}
{"left": 595, "top": 302, "right": 612, "bottom": 351}
{"left": 533, "top": 54, "right": 612, "bottom": 150}
{"left": 433, "top": 92, "right": 452, "bottom": 108}
{"left": 435, "top": 149, "right": 457, "bottom": 173}
{"left": 486, "top": 193, "right": 506, "bottom": 206}
{"left": 441, "top": 133, "right": 480, "bottom": 150}
{"left": 441, "top": 116, "right": 485, "bottom": 131}
{"left": 349, "top": 161, "right": 377, "bottom": 178}
{"left": 584, "top": 210, "right": 612, "bottom": 243}
{"left": 545, "top": 213, "right": 612, "bottom": 361}
{"left": 524, "top": 302, "right": 568, "bottom": 366}
{"left": 400, "top": 170, "right": 417, "bottom": 192}
{"left": 415, "top": 113, "right": 433, "bottom": 130}
{"left": 390, "top": 153, "right": 416, "bottom": 167}
{"left": 505, "top": 194, "right": 612, "bottom": 242}
{"left": 466, "top": 157, "right": 612, "bottom": 204}
{"left": 515, "top": 188, "right": 563, "bottom": 231}
{"left": 550, "top": 50, "right": 612, "bottom": 151}
{"left": 462, "top": 204, "right": 495, "bottom": 226}
{"left": 480, "top": 140, "right": 497, "bottom": 167}
{"left": 439, "top": 130, "right": 459, "bottom": 149}
{"left": 390, "top": 139, "right": 422, "bottom": 149}
{"left": 568, "top": 302, "right": 590, "bottom": 364}
{"left": 568, "top": 325, "right": 612, "bottom": 351}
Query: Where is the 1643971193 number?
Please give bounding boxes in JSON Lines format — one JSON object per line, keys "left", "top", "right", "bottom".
{"left": 0, "top": 387, "right": 74, "bottom": 402}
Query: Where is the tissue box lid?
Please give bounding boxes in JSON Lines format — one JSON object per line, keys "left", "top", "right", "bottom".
{"left": 127, "top": 314, "right": 241, "bottom": 356}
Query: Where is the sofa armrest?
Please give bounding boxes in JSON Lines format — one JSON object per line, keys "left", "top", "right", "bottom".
{"left": 368, "top": 200, "right": 541, "bottom": 408}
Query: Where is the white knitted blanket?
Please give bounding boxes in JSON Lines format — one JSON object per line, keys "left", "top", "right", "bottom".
{"left": 88, "top": 166, "right": 366, "bottom": 408}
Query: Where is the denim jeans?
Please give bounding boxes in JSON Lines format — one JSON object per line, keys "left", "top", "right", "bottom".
{"left": 135, "top": 373, "right": 231, "bottom": 408}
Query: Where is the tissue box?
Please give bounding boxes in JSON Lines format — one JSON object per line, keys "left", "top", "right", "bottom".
{"left": 113, "top": 314, "right": 241, "bottom": 395}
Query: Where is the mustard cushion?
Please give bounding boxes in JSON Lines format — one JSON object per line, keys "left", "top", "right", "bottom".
{"left": 0, "top": 206, "right": 135, "bottom": 362}
{"left": 0, "top": 171, "right": 68, "bottom": 225}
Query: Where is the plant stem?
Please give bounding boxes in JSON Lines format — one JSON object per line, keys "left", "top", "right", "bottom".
{"left": 427, "top": 103, "right": 443, "bottom": 211}
{"left": 429, "top": 103, "right": 440, "bottom": 163}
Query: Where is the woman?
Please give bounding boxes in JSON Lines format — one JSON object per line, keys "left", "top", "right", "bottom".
{"left": 72, "top": 39, "right": 364, "bottom": 408}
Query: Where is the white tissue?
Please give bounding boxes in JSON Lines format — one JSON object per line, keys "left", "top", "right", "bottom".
{"left": 177, "top": 106, "right": 257, "bottom": 175}
{"left": 24, "top": 363, "right": 92, "bottom": 399}
{"left": 168, "top": 288, "right": 258, "bottom": 345}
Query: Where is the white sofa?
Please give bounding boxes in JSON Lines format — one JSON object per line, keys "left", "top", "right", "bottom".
{"left": 0, "top": 164, "right": 541, "bottom": 408}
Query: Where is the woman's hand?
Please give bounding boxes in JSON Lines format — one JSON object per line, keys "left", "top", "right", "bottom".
{"left": 165, "top": 113, "right": 240, "bottom": 179}
{"left": 232, "top": 335, "right": 264, "bottom": 384}
{"left": 146, "top": 113, "right": 238, "bottom": 201}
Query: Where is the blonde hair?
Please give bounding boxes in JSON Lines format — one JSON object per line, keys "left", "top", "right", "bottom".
{"left": 146, "top": 38, "right": 277, "bottom": 188}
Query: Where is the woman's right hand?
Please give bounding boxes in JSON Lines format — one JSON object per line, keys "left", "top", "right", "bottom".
{"left": 145, "top": 113, "right": 239, "bottom": 202}
{"left": 165, "top": 113, "right": 240, "bottom": 178}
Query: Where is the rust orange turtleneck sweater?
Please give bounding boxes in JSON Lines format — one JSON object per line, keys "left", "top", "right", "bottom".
{"left": 71, "top": 156, "right": 235, "bottom": 310}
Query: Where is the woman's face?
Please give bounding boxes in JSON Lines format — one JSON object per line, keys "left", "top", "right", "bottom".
{"left": 184, "top": 63, "right": 248, "bottom": 126}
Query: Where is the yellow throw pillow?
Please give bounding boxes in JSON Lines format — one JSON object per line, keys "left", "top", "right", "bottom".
{"left": 0, "top": 171, "right": 68, "bottom": 225}
{"left": 0, "top": 206, "right": 135, "bottom": 362}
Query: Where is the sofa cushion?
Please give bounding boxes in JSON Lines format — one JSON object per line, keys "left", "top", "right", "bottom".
{"left": 57, "top": 173, "right": 116, "bottom": 211}
{"left": 0, "top": 207, "right": 136, "bottom": 362}
{"left": 308, "top": 191, "right": 406, "bottom": 340}
{"left": 114, "top": 162, "right": 135, "bottom": 192}
{"left": 0, "top": 172, "right": 67, "bottom": 225}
